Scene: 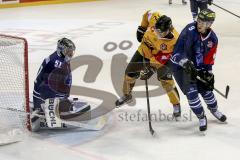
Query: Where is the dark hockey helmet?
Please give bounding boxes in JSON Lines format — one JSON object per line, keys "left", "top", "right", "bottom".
{"left": 198, "top": 9, "right": 216, "bottom": 22}
{"left": 57, "top": 37, "right": 76, "bottom": 56}
{"left": 155, "top": 15, "right": 172, "bottom": 32}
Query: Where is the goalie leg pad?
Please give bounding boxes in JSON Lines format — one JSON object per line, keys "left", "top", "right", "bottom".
{"left": 44, "top": 98, "right": 62, "bottom": 128}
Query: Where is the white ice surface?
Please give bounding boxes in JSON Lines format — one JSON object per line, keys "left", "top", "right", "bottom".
{"left": 0, "top": 0, "right": 240, "bottom": 160}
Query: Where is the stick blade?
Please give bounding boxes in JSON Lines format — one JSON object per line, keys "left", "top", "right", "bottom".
{"left": 150, "top": 128, "right": 155, "bottom": 136}
{"left": 225, "top": 85, "right": 230, "bottom": 99}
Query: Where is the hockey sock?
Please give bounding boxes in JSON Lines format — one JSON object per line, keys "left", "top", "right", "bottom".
{"left": 201, "top": 91, "right": 217, "bottom": 113}
{"left": 123, "top": 75, "right": 136, "bottom": 95}
{"left": 186, "top": 88, "right": 205, "bottom": 118}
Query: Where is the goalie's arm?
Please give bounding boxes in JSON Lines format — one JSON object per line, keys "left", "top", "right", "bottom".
{"left": 33, "top": 57, "right": 49, "bottom": 95}
{"left": 33, "top": 57, "right": 51, "bottom": 110}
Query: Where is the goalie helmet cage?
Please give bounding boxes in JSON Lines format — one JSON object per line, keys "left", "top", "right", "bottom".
{"left": 0, "top": 34, "right": 30, "bottom": 145}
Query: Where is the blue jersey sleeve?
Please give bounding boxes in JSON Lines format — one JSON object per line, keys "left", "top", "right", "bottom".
{"left": 33, "top": 57, "right": 50, "bottom": 99}
{"left": 171, "top": 23, "right": 195, "bottom": 66}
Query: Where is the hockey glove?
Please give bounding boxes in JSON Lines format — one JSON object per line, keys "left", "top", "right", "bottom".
{"left": 140, "top": 66, "right": 155, "bottom": 80}
{"left": 136, "top": 26, "right": 147, "bottom": 42}
{"left": 180, "top": 59, "right": 198, "bottom": 79}
{"left": 198, "top": 70, "right": 214, "bottom": 91}
{"left": 208, "top": 0, "right": 213, "bottom": 5}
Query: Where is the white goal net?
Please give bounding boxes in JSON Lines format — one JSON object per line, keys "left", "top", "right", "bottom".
{"left": 0, "top": 34, "right": 30, "bottom": 145}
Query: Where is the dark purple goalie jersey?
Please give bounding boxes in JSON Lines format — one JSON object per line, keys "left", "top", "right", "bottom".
{"left": 33, "top": 51, "right": 72, "bottom": 102}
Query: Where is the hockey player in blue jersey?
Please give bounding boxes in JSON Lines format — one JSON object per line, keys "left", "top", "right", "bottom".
{"left": 190, "top": 0, "right": 213, "bottom": 20}
{"left": 31, "top": 38, "right": 92, "bottom": 131}
{"left": 33, "top": 37, "right": 75, "bottom": 111}
{"left": 170, "top": 9, "right": 227, "bottom": 131}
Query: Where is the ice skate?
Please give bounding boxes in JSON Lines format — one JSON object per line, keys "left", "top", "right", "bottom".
{"left": 115, "top": 94, "right": 133, "bottom": 107}
{"left": 173, "top": 104, "right": 181, "bottom": 120}
{"left": 199, "top": 116, "right": 207, "bottom": 131}
{"left": 211, "top": 110, "right": 227, "bottom": 122}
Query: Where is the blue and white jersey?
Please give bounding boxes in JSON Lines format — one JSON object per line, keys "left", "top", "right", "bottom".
{"left": 33, "top": 51, "right": 72, "bottom": 102}
{"left": 171, "top": 21, "right": 218, "bottom": 71}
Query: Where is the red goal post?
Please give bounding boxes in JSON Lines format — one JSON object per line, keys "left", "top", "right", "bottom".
{"left": 0, "top": 34, "right": 31, "bottom": 145}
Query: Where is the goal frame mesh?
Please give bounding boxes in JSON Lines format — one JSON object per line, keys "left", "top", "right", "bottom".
{"left": 0, "top": 34, "right": 31, "bottom": 133}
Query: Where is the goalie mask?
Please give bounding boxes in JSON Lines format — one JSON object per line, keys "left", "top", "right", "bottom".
{"left": 57, "top": 38, "right": 76, "bottom": 61}
{"left": 197, "top": 9, "right": 216, "bottom": 34}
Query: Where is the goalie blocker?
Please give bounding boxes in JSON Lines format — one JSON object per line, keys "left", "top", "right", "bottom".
{"left": 31, "top": 98, "right": 91, "bottom": 131}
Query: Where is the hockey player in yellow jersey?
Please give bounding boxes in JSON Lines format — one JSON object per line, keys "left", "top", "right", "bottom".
{"left": 115, "top": 11, "right": 181, "bottom": 118}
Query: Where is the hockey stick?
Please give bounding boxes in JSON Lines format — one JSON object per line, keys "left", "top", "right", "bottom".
{"left": 212, "top": 3, "right": 240, "bottom": 19}
{"left": 214, "top": 85, "right": 230, "bottom": 99}
{"left": 196, "top": 76, "right": 230, "bottom": 99}
{"left": 59, "top": 116, "right": 108, "bottom": 131}
{"left": 182, "top": 63, "right": 230, "bottom": 99}
{"left": 142, "top": 52, "right": 155, "bottom": 136}
{"left": 144, "top": 78, "right": 155, "bottom": 135}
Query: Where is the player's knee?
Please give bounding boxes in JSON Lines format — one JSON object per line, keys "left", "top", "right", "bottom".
{"left": 160, "top": 79, "right": 175, "bottom": 92}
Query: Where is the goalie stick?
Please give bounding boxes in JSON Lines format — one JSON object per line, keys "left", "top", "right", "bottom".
{"left": 1, "top": 105, "right": 107, "bottom": 131}
{"left": 57, "top": 115, "right": 108, "bottom": 131}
